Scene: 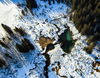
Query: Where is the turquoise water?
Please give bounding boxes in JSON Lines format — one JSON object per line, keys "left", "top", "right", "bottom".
{"left": 46, "top": 44, "right": 54, "bottom": 53}
{"left": 59, "top": 29, "right": 75, "bottom": 53}
{"left": 46, "top": 29, "right": 75, "bottom": 53}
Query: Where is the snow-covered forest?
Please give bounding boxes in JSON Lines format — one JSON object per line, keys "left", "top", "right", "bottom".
{"left": 0, "top": 0, "right": 100, "bottom": 78}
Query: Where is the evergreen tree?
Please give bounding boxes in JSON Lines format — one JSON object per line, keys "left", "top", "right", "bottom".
{"left": 56, "top": 0, "right": 61, "bottom": 3}
{"left": 71, "top": 0, "right": 77, "bottom": 12}
{"left": 26, "top": 0, "right": 37, "bottom": 9}
{"left": 82, "top": 7, "right": 87, "bottom": 16}
{"left": 44, "top": 0, "right": 47, "bottom": 2}
{"left": 21, "top": 10, "right": 25, "bottom": 16}
{"left": 88, "top": 3, "right": 92, "bottom": 12}
{"left": 66, "top": 0, "right": 69, "bottom": 5}
{"left": 69, "top": 13, "right": 72, "bottom": 20}
{"left": 71, "top": 0, "right": 100, "bottom": 53}
{"left": 53, "top": 0, "right": 55, "bottom": 4}
{"left": 86, "top": 14, "right": 90, "bottom": 23}
{"left": 78, "top": 25, "right": 82, "bottom": 32}
{"left": 81, "top": 24, "right": 88, "bottom": 35}
{"left": 84, "top": 42, "right": 96, "bottom": 54}
{"left": 48, "top": 0, "right": 51, "bottom": 5}
{"left": 87, "top": 36, "right": 94, "bottom": 45}
{"left": 61, "top": 0, "right": 64, "bottom": 3}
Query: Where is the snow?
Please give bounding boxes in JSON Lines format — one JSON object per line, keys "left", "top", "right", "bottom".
{"left": 0, "top": 0, "right": 100, "bottom": 78}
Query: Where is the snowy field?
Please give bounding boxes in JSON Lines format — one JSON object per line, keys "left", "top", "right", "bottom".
{"left": 0, "top": 0, "right": 100, "bottom": 78}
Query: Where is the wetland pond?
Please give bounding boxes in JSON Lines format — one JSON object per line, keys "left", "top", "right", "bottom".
{"left": 44, "top": 29, "right": 75, "bottom": 53}
{"left": 58, "top": 29, "right": 75, "bottom": 53}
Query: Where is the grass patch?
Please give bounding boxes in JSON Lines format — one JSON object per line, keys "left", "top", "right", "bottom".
{"left": 38, "top": 36, "right": 54, "bottom": 49}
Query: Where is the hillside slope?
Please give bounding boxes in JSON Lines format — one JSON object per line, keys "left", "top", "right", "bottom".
{"left": 0, "top": 0, "right": 100, "bottom": 78}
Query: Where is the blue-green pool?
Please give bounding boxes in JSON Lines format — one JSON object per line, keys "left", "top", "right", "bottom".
{"left": 58, "top": 29, "right": 75, "bottom": 53}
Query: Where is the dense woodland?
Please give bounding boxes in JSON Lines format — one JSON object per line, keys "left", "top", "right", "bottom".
{"left": 71, "top": 0, "right": 100, "bottom": 54}
{"left": 26, "top": 0, "right": 100, "bottom": 54}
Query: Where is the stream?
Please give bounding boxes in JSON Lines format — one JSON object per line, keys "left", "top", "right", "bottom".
{"left": 43, "top": 29, "right": 75, "bottom": 78}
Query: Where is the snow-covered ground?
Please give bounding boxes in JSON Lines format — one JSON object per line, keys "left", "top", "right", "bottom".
{"left": 0, "top": 0, "right": 100, "bottom": 78}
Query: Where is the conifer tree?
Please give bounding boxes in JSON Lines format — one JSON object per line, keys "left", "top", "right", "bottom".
{"left": 71, "top": 0, "right": 77, "bottom": 12}
{"left": 21, "top": 10, "right": 25, "bottom": 16}
{"left": 26, "top": 0, "right": 37, "bottom": 9}
{"left": 87, "top": 36, "right": 94, "bottom": 45}
{"left": 88, "top": 3, "right": 92, "bottom": 12}
{"left": 53, "top": 0, "right": 55, "bottom": 4}
{"left": 66, "top": 0, "right": 69, "bottom": 5}
{"left": 81, "top": 24, "right": 87, "bottom": 35}
{"left": 69, "top": 13, "right": 72, "bottom": 20}
{"left": 61, "top": 0, "right": 64, "bottom": 3}
{"left": 48, "top": 0, "right": 51, "bottom": 5}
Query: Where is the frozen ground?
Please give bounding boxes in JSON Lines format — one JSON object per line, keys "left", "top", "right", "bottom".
{"left": 0, "top": 0, "right": 100, "bottom": 78}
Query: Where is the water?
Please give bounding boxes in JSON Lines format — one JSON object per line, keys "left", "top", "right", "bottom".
{"left": 44, "top": 29, "right": 75, "bottom": 53}
{"left": 59, "top": 29, "right": 75, "bottom": 53}
{"left": 46, "top": 44, "right": 54, "bottom": 53}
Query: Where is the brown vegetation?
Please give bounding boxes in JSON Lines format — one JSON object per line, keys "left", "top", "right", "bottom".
{"left": 38, "top": 36, "right": 54, "bottom": 49}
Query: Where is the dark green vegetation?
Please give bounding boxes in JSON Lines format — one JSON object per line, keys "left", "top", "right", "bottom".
{"left": 84, "top": 43, "right": 96, "bottom": 54}
{"left": 0, "top": 40, "right": 9, "bottom": 49}
{"left": 0, "top": 23, "right": 35, "bottom": 68}
{"left": 1, "top": 24, "right": 18, "bottom": 40}
{"left": 1, "top": 24, "right": 13, "bottom": 35}
{"left": 14, "top": 27, "right": 26, "bottom": 36}
{"left": 26, "top": 0, "right": 37, "bottom": 10}
{"left": 0, "top": 57, "right": 6, "bottom": 67}
{"left": 42, "top": 0, "right": 100, "bottom": 54}
{"left": 43, "top": 0, "right": 69, "bottom": 5}
{"left": 1, "top": 23, "right": 34, "bottom": 53}
{"left": 21, "top": 10, "right": 25, "bottom": 16}
{"left": 25, "top": 0, "right": 37, "bottom": 14}
{"left": 59, "top": 29, "right": 75, "bottom": 53}
{"left": 72, "top": 0, "right": 100, "bottom": 35}
{"left": 70, "top": 0, "right": 100, "bottom": 54}
{"left": 5, "top": 53, "right": 12, "bottom": 59}
{"left": 16, "top": 38, "right": 35, "bottom": 52}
